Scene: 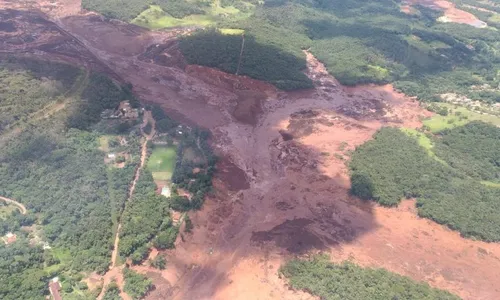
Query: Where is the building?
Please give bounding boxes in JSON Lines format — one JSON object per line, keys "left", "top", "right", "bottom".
{"left": 117, "top": 101, "right": 139, "bottom": 119}
{"left": 48, "top": 277, "right": 62, "bottom": 300}
{"left": 100, "top": 101, "right": 139, "bottom": 120}
{"left": 161, "top": 186, "right": 171, "bottom": 198}
{"left": 2, "top": 232, "right": 17, "bottom": 245}
{"left": 107, "top": 153, "right": 116, "bottom": 159}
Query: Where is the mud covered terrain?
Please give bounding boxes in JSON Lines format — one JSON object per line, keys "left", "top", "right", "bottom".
{"left": 2, "top": 1, "right": 500, "bottom": 300}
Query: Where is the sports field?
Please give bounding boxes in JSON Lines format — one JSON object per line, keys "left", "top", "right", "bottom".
{"left": 147, "top": 145, "right": 177, "bottom": 180}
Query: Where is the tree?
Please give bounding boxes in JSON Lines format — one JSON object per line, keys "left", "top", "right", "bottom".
{"left": 150, "top": 255, "right": 166, "bottom": 270}
{"left": 153, "top": 227, "right": 178, "bottom": 249}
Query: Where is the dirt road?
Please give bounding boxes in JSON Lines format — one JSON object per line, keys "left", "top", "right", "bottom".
{"left": 0, "top": 196, "right": 27, "bottom": 215}
{"left": 97, "top": 110, "right": 156, "bottom": 300}
{"left": 1, "top": 2, "right": 500, "bottom": 299}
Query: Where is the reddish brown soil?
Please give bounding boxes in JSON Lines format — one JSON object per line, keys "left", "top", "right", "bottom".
{"left": 2, "top": 2, "right": 500, "bottom": 300}
{"left": 403, "top": 0, "right": 484, "bottom": 26}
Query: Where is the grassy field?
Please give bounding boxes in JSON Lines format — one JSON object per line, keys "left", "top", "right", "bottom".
{"left": 400, "top": 128, "right": 447, "bottom": 165}
{"left": 132, "top": 5, "right": 215, "bottom": 29}
{"left": 132, "top": 3, "right": 250, "bottom": 30}
{"left": 99, "top": 136, "right": 110, "bottom": 152}
{"left": 147, "top": 145, "right": 177, "bottom": 180}
{"left": 423, "top": 103, "right": 500, "bottom": 132}
{"left": 219, "top": 28, "right": 245, "bottom": 35}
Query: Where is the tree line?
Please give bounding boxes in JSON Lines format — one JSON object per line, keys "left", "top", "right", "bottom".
{"left": 350, "top": 123, "right": 500, "bottom": 242}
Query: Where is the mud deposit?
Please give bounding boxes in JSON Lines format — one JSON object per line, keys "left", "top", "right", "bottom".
{"left": 1, "top": 1, "right": 500, "bottom": 300}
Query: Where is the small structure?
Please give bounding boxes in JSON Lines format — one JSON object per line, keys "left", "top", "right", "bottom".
{"left": 120, "top": 137, "right": 128, "bottom": 146}
{"left": 107, "top": 153, "right": 116, "bottom": 159}
{"left": 2, "top": 232, "right": 17, "bottom": 245}
{"left": 161, "top": 186, "right": 171, "bottom": 198}
{"left": 48, "top": 277, "right": 62, "bottom": 300}
{"left": 117, "top": 101, "right": 139, "bottom": 119}
{"left": 100, "top": 101, "right": 139, "bottom": 120}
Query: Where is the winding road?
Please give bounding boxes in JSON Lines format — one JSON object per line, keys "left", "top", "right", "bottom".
{"left": 0, "top": 196, "right": 27, "bottom": 215}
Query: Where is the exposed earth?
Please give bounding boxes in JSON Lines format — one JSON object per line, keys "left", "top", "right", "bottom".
{"left": 1, "top": 1, "right": 500, "bottom": 300}
{"left": 402, "top": 0, "right": 487, "bottom": 27}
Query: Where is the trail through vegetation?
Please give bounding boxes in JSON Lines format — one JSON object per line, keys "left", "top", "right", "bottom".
{"left": 99, "top": 111, "right": 156, "bottom": 300}
{"left": 0, "top": 196, "right": 26, "bottom": 215}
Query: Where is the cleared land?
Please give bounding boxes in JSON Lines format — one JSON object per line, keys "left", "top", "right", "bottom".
{"left": 423, "top": 103, "right": 500, "bottom": 132}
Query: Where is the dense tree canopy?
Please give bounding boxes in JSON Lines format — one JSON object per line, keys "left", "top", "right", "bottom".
{"left": 281, "top": 255, "right": 460, "bottom": 300}
{"left": 123, "top": 268, "right": 153, "bottom": 300}
{"left": 350, "top": 124, "right": 500, "bottom": 241}
{"left": 0, "top": 57, "right": 143, "bottom": 299}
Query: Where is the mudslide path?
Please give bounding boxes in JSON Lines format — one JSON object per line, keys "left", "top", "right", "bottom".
{"left": 98, "top": 111, "right": 156, "bottom": 300}
{"left": 0, "top": 196, "right": 27, "bottom": 215}
{"left": 3, "top": 3, "right": 499, "bottom": 298}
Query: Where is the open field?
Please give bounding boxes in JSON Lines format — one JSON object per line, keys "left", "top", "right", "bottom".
{"left": 423, "top": 103, "right": 500, "bottom": 132}
{"left": 132, "top": 5, "right": 215, "bottom": 29}
{"left": 147, "top": 146, "right": 177, "bottom": 180}
{"left": 400, "top": 127, "right": 448, "bottom": 164}
{"left": 131, "top": 2, "right": 251, "bottom": 30}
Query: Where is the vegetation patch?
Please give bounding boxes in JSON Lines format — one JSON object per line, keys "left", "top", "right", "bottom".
{"left": 179, "top": 30, "right": 313, "bottom": 90}
{"left": 423, "top": 103, "right": 500, "bottom": 133}
{"left": 281, "top": 255, "right": 460, "bottom": 300}
{"left": 84, "top": 0, "right": 500, "bottom": 103}
{"left": 219, "top": 28, "right": 245, "bottom": 35}
{"left": 132, "top": 5, "right": 215, "bottom": 29}
{"left": 0, "top": 203, "right": 18, "bottom": 219}
{"left": 123, "top": 268, "right": 153, "bottom": 300}
{"left": 147, "top": 145, "right": 177, "bottom": 181}
{"left": 400, "top": 128, "right": 447, "bottom": 164}
{"left": 350, "top": 124, "right": 500, "bottom": 241}
{"left": 0, "top": 57, "right": 144, "bottom": 299}
{"left": 118, "top": 171, "right": 178, "bottom": 264}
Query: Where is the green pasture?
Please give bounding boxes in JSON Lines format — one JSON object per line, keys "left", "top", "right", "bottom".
{"left": 147, "top": 145, "right": 177, "bottom": 180}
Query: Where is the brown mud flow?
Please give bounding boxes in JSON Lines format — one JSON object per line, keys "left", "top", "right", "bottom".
{"left": 0, "top": 2, "right": 499, "bottom": 300}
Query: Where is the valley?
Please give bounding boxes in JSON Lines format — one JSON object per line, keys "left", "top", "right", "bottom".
{"left": 1, "top": 0, "right": 500, "bottom": 300}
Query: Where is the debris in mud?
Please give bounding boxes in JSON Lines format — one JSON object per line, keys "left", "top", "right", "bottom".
{"left": 275, "top": 201, "right": 294, "bottom": 211}
{"left": 290, "top": 109, "right": 320, "bottom": 119}
{"left": 216, "top": 158, "right": 250, "bottom": 191}
{"left": 336, "top": 98, "right": 387, "bottom": 120}
{"left": 278, "top": 130, "right": 294, "bottom": 141}
{"left": 251, "top": 218, "right": 329, "bottom": 253}
{"left": 138, "top": 40, "right": 187, "bottom": 69}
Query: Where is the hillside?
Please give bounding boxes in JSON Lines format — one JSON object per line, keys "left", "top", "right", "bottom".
{"left": 83, "top": 0, "right": 500, "bottom": 103}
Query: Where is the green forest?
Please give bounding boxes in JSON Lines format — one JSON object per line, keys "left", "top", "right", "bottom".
{"left": 281, "top": 255, "right": 460, "bottom": 300}
{"left": 349, "top": 122, "right": 500, "bottom": 242}
{"left": 123, "top": 268, "right": 153, "bottom": 300}
{"left": 0, "top": 57, "right": 143, "bottom": 299}
{"left": 118, "top": 170, "right": 178, "bottom": 264}
{"left": 179, "top": 30, "right": 313, "bottom": 90}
